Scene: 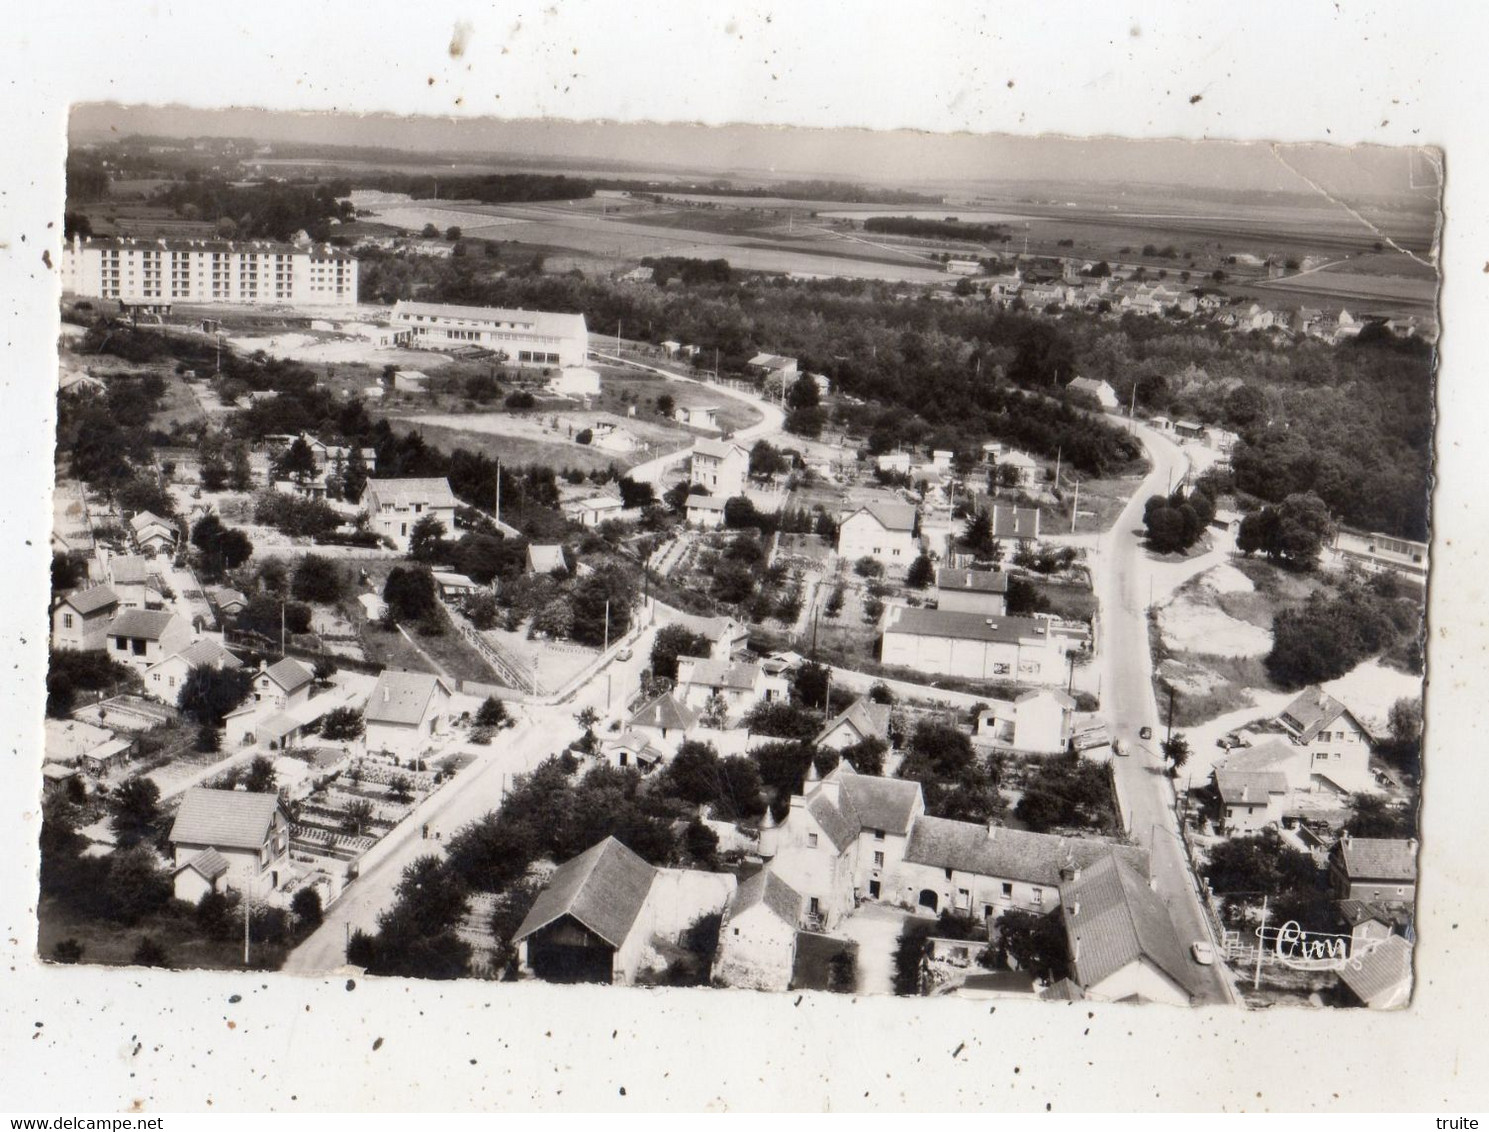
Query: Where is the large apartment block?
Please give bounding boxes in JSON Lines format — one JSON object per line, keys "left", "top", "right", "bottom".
{"left": 389, "top": 300, "right": 588, "bottom": 367}
{"left": 62, "top": 236, "right": 358, "bottom": 307}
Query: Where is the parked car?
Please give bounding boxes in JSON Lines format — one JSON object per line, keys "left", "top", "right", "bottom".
{"left": 1139, "top": 725, "right": 1153, "bottom": 740}
{"left": 1191, "top": 940, "right": 1215, "bottom": 966}
{"left": 1112, "top": 738, "right": 1126, "bottom": 757}
{"left": 617, "top": 645, "right": 634, "bottom": 661}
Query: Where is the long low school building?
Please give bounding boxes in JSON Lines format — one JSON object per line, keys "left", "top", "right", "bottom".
{"left": 879, "top": 605, "right": 1087, "bottom": 686}
{"left": 389, "top": 300, "right": 589, "bottom": 367}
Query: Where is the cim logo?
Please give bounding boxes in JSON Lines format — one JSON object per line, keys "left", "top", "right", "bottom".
{"left": 1255, "top": 920, "right": 1360, "bottom": 971}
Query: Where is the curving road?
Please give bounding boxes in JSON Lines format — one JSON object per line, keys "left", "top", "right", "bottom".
{"left": 590, "top": 351, "right": 787, "bottom": 485}
{"left": 1095, "top": 421, "right": 1236, "bottom": 1006}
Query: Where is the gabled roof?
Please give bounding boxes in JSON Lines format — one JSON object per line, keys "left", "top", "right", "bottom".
{"left": 1215, "top": 740, "right": 1299, "bottom": 775}
{"left": 1278, "top": 687, "right": 1359, "bottom": 743}
{"left": 836, "top": 768, "right": 922, "bottom": 836}
{"left": 726, "top": 869, "right": 801, "bottom": 926}
{"left": 692, "top": 438, "right": 748, "bottom": 461}
{"left": 1338, "top": 935, "right": 1413, "bottom": 1009}
{"left": 686, "top": 495, "right": 728, "bottom": 512}
{"left": 175, "top": 847, "right": 230, "bottom": 882}
{"left": 991, "top": 506, "right": 1040, "bottom": 539}
{"left": 1338, "top": 899, "right": 1414, "bottom": 930}
{"left": 1338, "top": 837, "right": 1418, "bottom": 883}
{"left": 363, "top": 477, "right": 457, "bottom": 509}
{"left": 130, "top": 511, "right": 175, "bottom": 536}
{"left": 169, "top": 788, "right": 284, "bottom": 851}
{"left": 845, "top": 501, "right": 917, "bottom": 533}
{"left": 513, "top": 837, "right": 657, "bottom": 949}
{"left": 44, "top": 718, "right": 115, "bottom": 762}
{"left": 1214, "top": 769, "right": 1289, "bottom": 806}
{"left": 176, "top": 638, "right": 243, "bottom": 670}
{"left": 527, "top": 544, "right": 568, "bottom": 574}
{"left": 107, "top": 608, "right": 181, "bottom": 641}
{"left": 903, "top": 816, "right": 1149, "bottom": 888}
{"left": 1068, "top": 376, "right": 1114, "bottom": 395}
{"left": 390, "top": 300, "right": 587, "bottom": 339}
{"left": 365, "top": 670, "right": 454, "bottom": 726}
{"left": 815, "top": 697, "right": 892, "bottom": 748}
{"left": 1061, "top": 851, "right": 1198, "bottom": 1000}
{"left": 936, "top": 568, "right": 1010, "bottom": 595}
{"left": 108, "top": 555, "right": 151, "bottom": 585}
{"left": 678, "top": 657, "right": 762, "bottom": 692}
{"left": 261, "top": 656, "right": 314, "bottom": 694}
{"left": 806, "top": 794, "right": 859, "bottom": 852}
{"left": 629, "top": 693, "right": 700, "bottom": 732}
{"left": 61, "top": 584, "right": 119, "bottom": 615}
{"left": 1015, "top": 687, "right": 1076, "bottom": 708}
{"left": 211, "top": 586, "right": 248, "bottom": 609}
{"left": 1040, "top": 977, "right": 1087, "bottom": 1002}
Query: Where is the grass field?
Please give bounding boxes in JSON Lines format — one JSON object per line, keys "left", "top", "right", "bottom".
{"left": 37, "top": 897, "right": 293, "bottom": 972}
{"left": 356, "top": 600, "right": 499, "bottom": 686}
{"left": 383, "top": 418, "right": 633, "bottom": 475}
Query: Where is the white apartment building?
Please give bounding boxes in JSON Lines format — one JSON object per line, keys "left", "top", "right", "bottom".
{"left": 389, "top": 301, "right": 589, "bottom": 367}
{"left": 62, "top": 236, "right": 358, "bottom": 307}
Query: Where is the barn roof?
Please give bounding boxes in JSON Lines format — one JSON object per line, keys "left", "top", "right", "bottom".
{"left": 904, "top": 816, "right": 1148, "bottom": 887}
{"left": 726, "top": 869, "right": 801, "bottom": 926}
{"left": 512, "top": 837, "right": 657, "bottom": 950}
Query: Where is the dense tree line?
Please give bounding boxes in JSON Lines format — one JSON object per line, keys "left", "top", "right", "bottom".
{"left": 360, "top": 172, "right": 594, "bottom": 206}
{"left": 862, "top": 216, "right": 1010, "bottom": 243}
{"left": 1265, "top": 573, "right": 1423, "bottom": 688}
{"left": 154, "top": 178, "right": 355, "bottom": 242}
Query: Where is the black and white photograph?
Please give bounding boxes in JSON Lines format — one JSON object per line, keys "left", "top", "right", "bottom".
{"left": 3, "top": 1, "right": 1487, "bottom": 1115}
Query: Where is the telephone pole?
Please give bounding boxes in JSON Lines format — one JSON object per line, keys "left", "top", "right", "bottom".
{"left": 1070, "top": 477, "right": 1080, "bottom": 534}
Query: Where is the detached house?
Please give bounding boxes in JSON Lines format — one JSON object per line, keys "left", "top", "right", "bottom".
{"left": 1059, "top": 852, "right": 1199, "bottom": 1007}
{"left": 1213, "top": 769, "right": 1290, "bottom": 835}
{"left": 1331, "top": 835, "right": 1418, "bottom": 904}
{"left": 129, "top": 511, "right": 178, "bottom": 556}
{"left": 935, "top": 568, "right": 1010, "bottom": 616}
{"left": 105, "top": 609, "right": 192, "bottom": 673}
{"left": 689, "top": 439, "right": 750, "bottom": 499}
{"left": 1276, "top": 687, "right": 1374, "bottom": 794}
{"left": 674, "top": 656, "right": 788, "bottom": 720}
{"left": 362, "top": 477, "right": 458, "bottom": 552}
{"left": 1067, "top": 376, "right": 1120, "bottom": 410}
{"left": 627, "top": 692, "right": 701, "bottom": 754}
{"left": 974, "top": 688, "right": 1076, "bottom": 754}
{"left": 167, "top": 787, "right": 292, "bottom": 902}
{"left": 143, "top": 638, "right": 243, "bottom": 704}
{"left": 365, "top": 670, "right": 455, "bottom": 758}
{"left": 51, "top": 584, "right": 119, "bottom": 651}
{"left": 814, "top": 697, "right": 892, "bottom": 753}
{"left": 251, "top": 657, "right": 315, "bottom": 712}
{"left": 837, "top": 501, "right": 918, "bottom": 567}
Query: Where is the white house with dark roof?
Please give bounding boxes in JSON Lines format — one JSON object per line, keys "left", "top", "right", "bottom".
{"left": 143, "top": 638, "right": 243, "bottom": 704}
{"left": 674, "top": 405, "right": 721, "bottom": 433}
{"left": 974, "top": 688, "right": 1077, "bottom": 754}
{"left": 1059, "top": 851, "right": 1198, "bottom": 1006}
{"left": 168, "top": 787, "right": 291, "bottom": 900}
{"left": 689, "top": 438, "right": 750, "bottom": 499}
{"left": 103, "top": 553, "right": 160, "bottom": 609}
{"left": 685, "top": 493, "right": 728, "bottom": 528}
{"left": 129, "top": 511, "right": 178, "bottom": 555}
{"left": 362, "top": 477, "right": 457, "bottom": 552}
{"left": 1331, "top": 835, "right": 1418, "bottom": 904}
{"left": 51, "top": 584, "right": 119, "bottom": 651}
{"left": 674, "top": 656, "right": 789, "bottom": 720}
{"left": 837, "top": 501, "right": 918, "bottom": 567}
{"left": 105, "top": 609, "right": 192, "bottom": 672}
{"left": 513, "top": 836, "right": 735, "bottom": 985}
{"left": 1275, "top": 687, "right": 1374, "bottom": 794}
{"left": 251, "top": 657, "right": 315, "bottom": 712}
{"left": 935, "top": 567, "right": 1010, "bottom": 616}
{"left": 173, "top": 847, "right": 231, "bottom": 904}
{"left": 880, "top": 606, "right": 1086, "bottom": 685}
{"left": 1213, "top": 769, "right": 1290, "bottom": 835}
{"left": 1067, "top": 376, "right": 1120, "bottom": 411}
{"left": 627, "top": 692, "right": 702, "bottom": 753}
{"left": 365, "top": 670, "right": 455, "bottom": 757}
{"left": 814, "top": 697, "right": 892, "bottom": 752}
{"left": 598, "top": 729, "right": 667, "bottom": 775}
{"left": 712, "top": 869, "right": 803, "bottom": 991}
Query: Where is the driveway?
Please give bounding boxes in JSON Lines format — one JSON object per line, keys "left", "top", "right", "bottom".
{"left": 835, "top": 902, "right": 916, "bottom": 996}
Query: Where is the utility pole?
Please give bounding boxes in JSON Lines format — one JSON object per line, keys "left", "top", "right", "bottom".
{"left": 1129, "top": 382, "right": 1138, "bottom": 432}
{"left": 280, "top": 600, "right": 286, "bottom": 658}
{"left": 1166, "top": 686, "right": 1176, "bottom": 745}
{"left": 1070, "top": 477, "right": 1080, "bottom": 534}
{"left": 243, "top": 880, "right": 251, "bottom": 966}
{"left": 1253, "top": 894, "right": 1269, "bottom": 991}
{"left": 603, "top": 599, "right": 611, "bottom": 655}
{"left": 494, "top": 458, "right": 501, "bottom": 526}
{"left": 1054, "top": 446, "right": 1061, "bottom": 490}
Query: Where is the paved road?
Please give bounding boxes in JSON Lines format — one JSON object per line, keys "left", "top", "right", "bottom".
{"left": 591, "top": 352, "right": 786, "bottom": 484}
{"left": 1095, "top": 422, "right": 1235, "bottom": 1006}
{"left": 282, "top": 708, "right": 573, "bottom": 974}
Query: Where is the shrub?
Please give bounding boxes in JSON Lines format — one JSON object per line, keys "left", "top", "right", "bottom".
{"left": 291, "top": 887, "right": 324, "bottom": 929}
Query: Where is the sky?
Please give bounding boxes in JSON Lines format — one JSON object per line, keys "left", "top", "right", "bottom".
{"left": 70, "top": 104, "right": 1440, "bottom": 202}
